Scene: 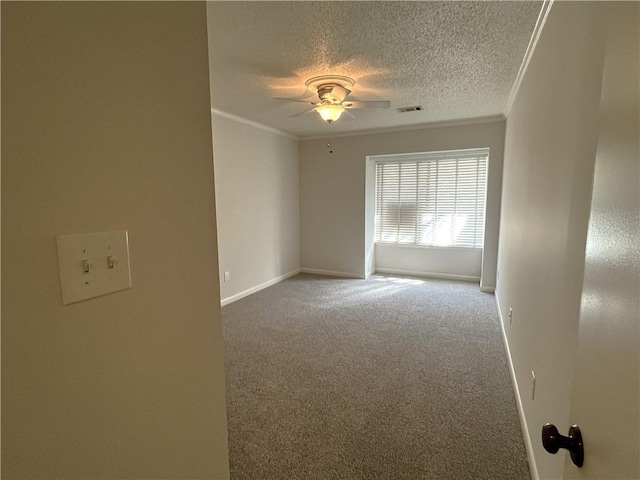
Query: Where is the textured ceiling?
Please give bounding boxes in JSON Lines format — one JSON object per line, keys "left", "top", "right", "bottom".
{"left": 207, "top": 1, "right": 542, "bottom": 138}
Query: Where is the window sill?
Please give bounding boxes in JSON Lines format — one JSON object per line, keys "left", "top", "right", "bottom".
{"left": 374, "top": 243, "right": 482, "bottom": 252}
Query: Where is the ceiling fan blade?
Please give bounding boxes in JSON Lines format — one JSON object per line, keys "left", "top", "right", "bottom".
{"left": 274, "top": 97, "right": 317, "bottom": 105}
{"left": 343, "top": 100, "right": 391, "bottom": 109}
{"left": 288, "top": 107, "right": 316, "bottom": 118}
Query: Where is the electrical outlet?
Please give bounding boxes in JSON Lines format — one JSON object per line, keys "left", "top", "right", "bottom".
{"left": 224, "top": 271, "right": 230, "bottom": 282}
{"left": 508, "top": 307, "right": 513, "bottom": 325}
{"left": 531, "top": 371, "right": 536, "bottom": 400}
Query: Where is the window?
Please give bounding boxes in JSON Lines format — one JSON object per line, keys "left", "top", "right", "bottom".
{"left": 375, "top": 148, "right": 488, "bottom": 248}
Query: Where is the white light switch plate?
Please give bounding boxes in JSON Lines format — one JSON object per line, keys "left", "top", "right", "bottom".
{"left": 56, "top": 230, "right": 131, "bottom": 305}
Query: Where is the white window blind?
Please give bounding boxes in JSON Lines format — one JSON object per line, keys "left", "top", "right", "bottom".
{"left": 375, "top": 149, "right": 488, "bottom": 248}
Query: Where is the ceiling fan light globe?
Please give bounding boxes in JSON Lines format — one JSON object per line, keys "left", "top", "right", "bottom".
{"left": 316, "top": 104, "right": 345, "bottom": 122}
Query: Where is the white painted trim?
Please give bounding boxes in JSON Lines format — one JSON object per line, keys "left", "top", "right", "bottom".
{"left": 300, "top": 268, "right": 365, "bottom": 279}
{"left": 211, "top": 110, "right": 505, "bottom": 143}
{"left": 480, "top": 286, "right": 495, "bottom": 293}
{"left": 374, "top": 268, "right": 480, "bottom": 283}
{"left": 220, "top": 268, "right": 301, "bottom": 307}
{"left": 495, "top": 291, "right": 539, "bottom": 480}
{"left": 366, "top": 269, "right": 376, "bottom": 279}
{"left": 301, "top": 115, "right": 505, "bottom": 141}
{"left": 505, "top": 0, "right": 554, "bottom": 116}
{"left": 211, "top": 108, "right": 299, "bottom": 140}
{"left": 369, "top": 148, "right": 490, "bottom": 164}
{"left": 373, "top": 244, "right": 482, "bottom": 253}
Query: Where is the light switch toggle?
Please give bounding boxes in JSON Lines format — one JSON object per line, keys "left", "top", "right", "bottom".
{"left": 107, "top": 255, "right": 118, "bottom": 269}
{"left": 82, "top": 260, "right": 93, "bottom": 274}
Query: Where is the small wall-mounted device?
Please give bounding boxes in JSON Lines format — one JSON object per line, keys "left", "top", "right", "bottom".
{"left": 56, "top": 230, "right": 132, "bottom": 305}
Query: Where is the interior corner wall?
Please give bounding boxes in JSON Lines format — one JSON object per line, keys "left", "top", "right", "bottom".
{"left": 299, "top": 121, "right": 505, "bottom": 285}
{"left": 1, "top": 3, "right": 230, "bottom": 478}
{"left": 212, "top": 115, "right": 300, "bottom": 303}
{"left": 496, "top": 3, "right": 607, "bottom": 479}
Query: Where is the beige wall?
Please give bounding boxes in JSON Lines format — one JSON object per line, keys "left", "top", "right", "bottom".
{"left": 299, "top": 120, "right": 505, "bottom": 288}
{"left": 497, "top": 2, "right": 607, "bottom": 478}
{"left": 211, "top": 114, "right": 300, "bottom": 303}
{"left": 2, "top": 3, "right": 229, "bottom": 478}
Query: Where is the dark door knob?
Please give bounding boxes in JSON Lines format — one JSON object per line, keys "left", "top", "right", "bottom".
{"left": 542, "top": 423, "right": 584, "bottom": 467}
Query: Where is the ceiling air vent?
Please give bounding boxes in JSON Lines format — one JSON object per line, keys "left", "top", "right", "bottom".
{"left": 396, "top": 105, "right": 424, "bottom": 113}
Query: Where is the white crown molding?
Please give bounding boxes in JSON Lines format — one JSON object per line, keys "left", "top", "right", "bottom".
{"left": 505, "top": 0, "right": 555, "bottom": 117}
{"left": 211, "top": 108, "right": 299, "bottom": 141}
{"left": 300, "top": 115, "right": 506, "bottom": 141}
{"left": 212, "top": 110, "right": 506, "bottom": 143}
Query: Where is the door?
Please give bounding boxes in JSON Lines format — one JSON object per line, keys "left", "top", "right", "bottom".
{"left": 564, "top": 4, "right": 639, "bottom": 479}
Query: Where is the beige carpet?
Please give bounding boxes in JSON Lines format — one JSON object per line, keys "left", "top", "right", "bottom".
{"left": 222, "top": 273, "right": 530, "bottom": 479}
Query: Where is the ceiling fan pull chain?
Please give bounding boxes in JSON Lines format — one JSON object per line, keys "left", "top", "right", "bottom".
{"left": 327, "top": 122, "right": 334, "bottom": 154}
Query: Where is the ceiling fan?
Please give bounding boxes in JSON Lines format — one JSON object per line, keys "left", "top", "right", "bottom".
{"left": 275, "top": 75, "right": 391, "bottom": 123}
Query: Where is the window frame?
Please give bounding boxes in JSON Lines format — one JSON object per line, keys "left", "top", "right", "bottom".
{"left": 373, "top": 148, "right": 489, "bottom": 249}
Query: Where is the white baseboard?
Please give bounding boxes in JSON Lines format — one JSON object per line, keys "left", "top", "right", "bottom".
{"left": 221, "top": 268, "right": 301, "bottom": 307}
{"left": 300, "top": 268, "right": 365, "bottom": 279}
{"left": 374, "top": 268, "right": 480, "bottom": 283}
{"left": 495, "top": 291, "right": 539, "bottom": 480}
{"left": 480, "top": 286, "right": 496, "bottom": 293}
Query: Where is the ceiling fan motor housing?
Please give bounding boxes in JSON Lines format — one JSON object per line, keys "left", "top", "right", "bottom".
{"left": 317, "top": 85, "right": 348, "bottom": 104}
{"left": 305, "top": 75, "right": 356, "bottom": 104}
